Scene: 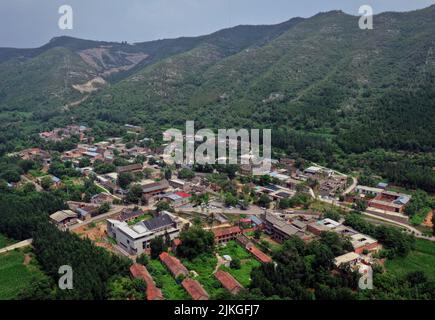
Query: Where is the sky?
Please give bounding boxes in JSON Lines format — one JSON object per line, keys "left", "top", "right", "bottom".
{"left": 1, "top": 0, "right": 435, "bottom": 48}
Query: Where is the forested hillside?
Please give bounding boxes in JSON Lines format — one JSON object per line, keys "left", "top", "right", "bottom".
{"left": 0, "top": 6, "right": 434, "bottom": 190}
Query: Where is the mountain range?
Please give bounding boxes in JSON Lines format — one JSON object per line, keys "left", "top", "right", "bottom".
{"left": 0, "top": 5, "right": 434, "bottom": 161}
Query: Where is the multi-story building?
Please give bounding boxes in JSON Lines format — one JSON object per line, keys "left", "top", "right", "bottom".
{"left": 107, "top": 211, "right": 181, "bottom": 255}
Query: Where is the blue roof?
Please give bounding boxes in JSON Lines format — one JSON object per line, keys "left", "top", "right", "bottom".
{"left": 394, "top": 196, "right": 410, "bottom": 205}
{"left": 249, "top": 215, "right": 263, "bottom": 225}
{"left": 76, "top": 208, "right": 87, "bottom": 217}
{"left": 377, "top": 182, "right": 388, "bottom": 188}
{"left": 52, "top": 176, "right": 61, "bottom": 183}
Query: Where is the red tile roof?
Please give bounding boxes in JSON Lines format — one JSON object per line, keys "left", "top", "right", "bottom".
{"left": 159, "top": 252, "right": 189, "bottom": 278}
{"left": 181, "top": 278, "right": 209, "bottom": 300}
{"left": 175, "top": 191, "right": 191, "bottom": 198}
{"left": 129, "top": 263, "right": 164, "bottom": 300}
{"left": 212, "top": 226, "right": 242, "bottom": 238}
{"left": 214, "top": 270, "right": 244, "bottom": 295}
{"left": 246, "top": 243, "right": 272, "bottom": 264}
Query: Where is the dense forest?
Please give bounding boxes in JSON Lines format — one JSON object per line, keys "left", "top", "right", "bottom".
{"left": 0, "top": 186, "right": 131, "bottom": 299}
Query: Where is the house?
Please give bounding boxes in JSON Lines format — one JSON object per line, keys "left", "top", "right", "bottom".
{"left": 37, "top": 175, "right": 62, "bottom": 188}
{"left": 169, "top": 178, "right": 186, "bottom": 190}
{"left": 377, "top": 182, "right": 389, "bottom": 189}
{"left": 334, "top": 252, "right": 361, "bottom": 268}
{"left": 264, "top": 213, "right": 307, "bottom": 242}
{"left": 355, "top": 185, "right": 383, "bottom": 197}
{"left": 214, "top": 270, "right": 244, "bottom": 295}
{"left": 49, "top": 210, "right": 78, "bottom": 227}
{"left": 75, "top": 204, "right": 100, "bottom": 221}
{"left": 108, "top": 212, "right": 181, "bottom": 255}
{"left": 307, "top": 218, "right": 341, "bottom": 236}
{"left": 181, "top": 278, "right": 209, "bottom": 300}
{"left": 116, "top": 163, "right": 143, "bottom": 174}
{"left": 369, "top": 190, "right": 411, "bottom": 214}
{"left": 90, "top": 192, "right": 115, "bottom": 205}
{"left": 304, "top": 166, "right": 323, "bottom": 176}
{"left": 142, "top": 180, "right": 170, "bottom": 198}
{"left": 160, "top": 192, "right": 191, "bottom": 206}
{"left": 245, "top": 243, "right": 272, "bottom": 264}
{"left": 350, "top": 233, "right": 378, "bottom": 254}
{"left": 212, "top": 226, "right": 242, "bottom": 244}
{"left": 117, "top": 207, "right": 145, "bottom": 222}
{"left": 159, "top": 252, "right": 189, "bottom": 279}
{"left": 248, "top": 215, "right": 264, "bottom": 229}
{"left": 124, "top": 124, "right": 144, "bottom": 133}
{"left": 130, "top": 264, "right": 164, "bottom": 300}
{"left": 19, "top": 148, "right": 51, "bottom": 165}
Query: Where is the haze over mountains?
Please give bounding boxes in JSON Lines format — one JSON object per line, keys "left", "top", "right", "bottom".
{"left": 0, "top": 5, "right": 434, "bottom": 157}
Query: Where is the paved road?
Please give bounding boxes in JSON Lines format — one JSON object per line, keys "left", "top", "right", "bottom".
{"left": 343, "top": 176, "right": 358, "bottom": 195}
{"left": 176, "top": 204, "right": 265, "bottom": 216}
{"left": 67, "top": 203, "right": 151, "bottom": 231}
{"left": 319, "top": 198, "right": 435, "bottom": 241}
{"left": 0, "top": 239, "right": 33, "bottom": 254}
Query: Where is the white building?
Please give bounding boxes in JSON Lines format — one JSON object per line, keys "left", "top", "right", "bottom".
{"left": 107, "top": 211, "right": 181, "bottom": 255}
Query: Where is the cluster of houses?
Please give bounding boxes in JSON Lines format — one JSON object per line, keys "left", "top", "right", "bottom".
{"left": 128, "top": 247, "right": 244, "bottom": 300}
{"left": 39, "top": 125, "right": 90, "bottom": 142}
{"left": 353, "top": 183, "right": 412, "bottom": 215}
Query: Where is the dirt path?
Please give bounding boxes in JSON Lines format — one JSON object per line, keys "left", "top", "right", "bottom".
{"left": 214, "top": 253, "right": 226, "bottom": 273}
{"left": 423, "top": 211, "right": 433, "bottom": 228}
{"left": 0, "top": 239, "right": 33, "bottom": 254}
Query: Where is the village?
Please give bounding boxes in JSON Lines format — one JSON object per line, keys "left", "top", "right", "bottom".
{"left": 5, "top": 123, "right": 430, "bottom": 301}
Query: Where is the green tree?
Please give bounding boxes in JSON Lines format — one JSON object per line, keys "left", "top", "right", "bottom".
{"left": 164, "top": 168, "right": 172, "bottom": 180}
{"left": 178, "top": 168, "right": 195, "bottom": 180}
{"left": 99, "top": 202, "right": 111, "bottom": 214}
{"left": 126, "top": 184, "right": 143, "bottom": 204}
{"left": 224, "top": 192, "right": 238, "bottom": 207}
{"left": 256, "top": 194, "right": 271, "bottom": 209}
{"left": 41, "top": 176, "right": 53, "bottom": 190}
{"left": 106, "top": 276, "right": 146, "bottom": 300}
{"left": 118, "top": 172, "right": 134, "bottom": 189}
{"left": 230, "top": 258, "right": 241, "bottom": 269}
{"left": 177, "top": 227, "right": 214, "bottom": 260}
{"left": 136, "top": 253, "right": 149, "bottom": 266}
{"left": 150, "top": 236, "right": 167, "bottom": 259}
{"left": 155, "top": 201, "right": 173, "bottom": 213}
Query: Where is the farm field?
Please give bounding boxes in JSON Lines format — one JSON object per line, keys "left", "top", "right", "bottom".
{"left": 0, "top": 249, "right": 43, "bottom": 299}
{"left": 385, "top": 239, "right": 435, "bottom": 280}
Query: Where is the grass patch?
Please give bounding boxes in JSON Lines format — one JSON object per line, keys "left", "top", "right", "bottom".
{"left": 0, "top": 249, "right": 44, "bottom": 299}
{"left": 181, "top": 253, "right": 225, "bottom": 298}
{"left": 385, "top": 239, "right": 435, "bottom": 280}
{"left": 410, "top": 207, "right": 431, "bottom": 226}
{"left": 220, "top": 260, "right": 260, "bottom": 288}
{"left": 217, "top": 241, "right": 251, "bottom": 260}
{"left": 147, "top": 259, "right": 189, "bottom": 300}
{"left": 28, "top": 170, "right": 45, "bottom": 178}
{"left": 217, "top": 241, "right": 261, "bottom": 287}
{"left": 127, "top": 214, "right": 153, "bottom": 226}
